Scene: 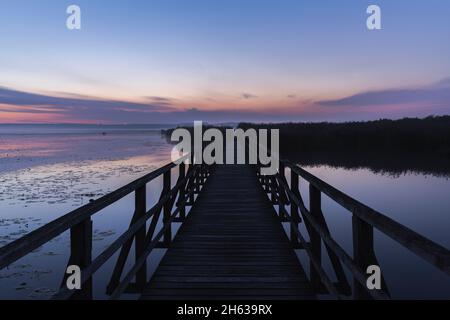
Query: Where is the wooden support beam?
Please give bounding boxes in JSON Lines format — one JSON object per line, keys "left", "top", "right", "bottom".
{"left": 352, "top": 215, "right": 374, "bottom": 299}
{"left": 163, "top": 169, "right": 172, "bottom": 247}
{"left": 352, "top": 214, "right": 389, "bottom": 299}
{"left": 270, "top": 176, "right": 277, "bottom": 205}
{"left": 278, "top": 162, "right": 286, "bottom": 219}
{"left": 178, "top": 162, "right": 186, "bottom": 220}
{"left": 290, "top": 171, "right": 301, "bottom": 246}
{"left": 68, "top": 218, "right": 93, "bottom": 300}
{"left": 308, "top": 184, "right": 323, "bottom": 293}
{"left": 134, "top": 185, "right": 147, "bottom": 289}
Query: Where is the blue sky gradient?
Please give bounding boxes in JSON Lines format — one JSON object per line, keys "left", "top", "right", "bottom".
{"left": 0, "top": 0, "right": 449, "bottom": 123}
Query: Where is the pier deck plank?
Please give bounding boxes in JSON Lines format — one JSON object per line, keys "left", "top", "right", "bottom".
{"left": 141, "top": 165, "right": 315, "bottom": 300}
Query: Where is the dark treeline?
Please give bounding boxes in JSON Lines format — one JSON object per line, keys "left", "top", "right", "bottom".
{"left": 239, "top": 116, "right": 450, "bottom": 176}
{"left": 238, "top": 116, "right": 450, "bottom": 158}
{"left": 161, "top": 117, "right": 450, "bottom": 176}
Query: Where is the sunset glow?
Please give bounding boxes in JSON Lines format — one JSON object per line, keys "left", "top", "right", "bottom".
{"left": 1, "top": 0, "right": 449, "bottom": 123}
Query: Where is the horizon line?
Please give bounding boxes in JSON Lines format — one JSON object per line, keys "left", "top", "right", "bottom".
{"left": 0, "top": 114, "right": 448, "bottom": 127}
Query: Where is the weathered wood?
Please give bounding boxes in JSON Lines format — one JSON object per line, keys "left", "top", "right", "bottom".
{"left": 277, "top": 172, "right": 350, "bottom": 295}
{"left": 290, "top": 171, "right": 301, "bottom": 246}
{"left": 270, "top": 176, "right": 277, "bottom": 204}
{"left": 178, "top": 162, "right": 186, "bottom": 220}
{"left": 352, "top": 215, "right": 374, "bottom": 300}
{"left": 142, "top": 165, "right": 315, "bottom": 300}
{"left": 308, "top": 184, "right": 323, "bottom": 293}
{"left": 285, "top": 160, "right": 450, "bottom": 276}
{"left": 163, "top": 170, "right": 172, "bottom": 247}
{"left": 68, "top": 218, "right": 93, "bottom": 300}
{"left": 135, "top": 185, "right": 147, "bottom": 289}
{"left": 54, "top": 164, "right": 199, "bottom": 300}
{"left": 287, "top": 219, "right": 341, "bottom": 299}
{"left": 0, "top": 157, "right": 189, "bottom": 269}
{"left": 278, "top": 162, "right": 286, "bottom": 219}
{"left": 109, "top": 183, "right": 201, "bottom": 299}
{"left": 106, "top": 192, "right": 146, "bottom": 294}
{"left": 352, "top": 214, "right": 390, "bottom": 299}
{"left": 275, "top": 172, "right": 389, "bottom": 299}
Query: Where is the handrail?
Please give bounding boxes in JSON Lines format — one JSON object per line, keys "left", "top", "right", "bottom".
{"left": 256, "top": 157, "right": 450, "bottom": 300}
{"left": 284, "top": 159, "right": 450, "bottom": 276}
{"left": 52, "top": 165, "right": 200, "bottom": 300}
{"left": 0, "top": 154, "right": 190, "bottom": 270}
{"left": 275, "top": 173, "right": 389, "bottom": 299}
{"left": 109, "top": 185, "right": 198, "bottom": 300}
{"left": 0, "top": 154, "right": 214, "bottom": 300}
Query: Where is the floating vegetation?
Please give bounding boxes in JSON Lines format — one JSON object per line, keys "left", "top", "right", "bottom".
{"left": 93, "top": 229, "right": 117, "bottom": 242}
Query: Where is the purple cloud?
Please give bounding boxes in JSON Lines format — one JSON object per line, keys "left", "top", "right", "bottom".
{"left": 241, "top": 93, "right": 258, "bottom": 100}
{"left": 316, "top": 78, "right": 450, "bottom": 107}
{"left": 0, "top": 87, "right": 174, "bottom": 114}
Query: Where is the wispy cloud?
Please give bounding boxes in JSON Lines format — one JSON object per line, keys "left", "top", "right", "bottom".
{"left": 143, "top": 96, "right": 175, "bottom": 106}
{"left": 316, "top": 78, "right": 450, "bottom": 108}
{"left": 3, "top": 77, "right": 450, "bottom": 124}
{"left": 241, "top": 93, "right": 258, "bottom": 100}
{"left": 0, "top": 86, "right": 302, "bottom": 123}
{"left": 0, "top": 87, "right": 176, "bottom": 112}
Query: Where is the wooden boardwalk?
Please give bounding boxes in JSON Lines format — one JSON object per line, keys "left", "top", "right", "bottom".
{"left": 141, "top": 165, "right": 315, "bottom": 300}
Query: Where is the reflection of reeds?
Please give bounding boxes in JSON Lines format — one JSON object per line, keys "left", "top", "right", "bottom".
{"left": 285, "top": 150, "right": 450, "bottom": 178}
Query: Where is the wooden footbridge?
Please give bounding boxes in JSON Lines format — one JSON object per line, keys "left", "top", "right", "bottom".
{"left": 0, "top": 155, "right": 449, "bottom": 300}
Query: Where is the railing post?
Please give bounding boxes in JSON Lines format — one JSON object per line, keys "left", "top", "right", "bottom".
{"left": 178, "top": 162, "right": 186, "bottom": 220}
{"left": 270, "top": 176, "right": 277, "bottom": 204}
{"left": 352, "top": 214, "right": 374, "bottom": 300}
{"left": 278, "top": 162, "right": 286, "bottom": 219}
{"left": 201, "top": 164, "right": 206, "bottom": 184}
{"left": 189, "top": 165, "right": 195, "bottom": 204}
{"left": 290, "top": 171, "right": 301, "bottom": 246}
{"left": 163, "top": 169, "right": 172, "bottom": 247}
{"left": 69, "top": 218, "right": 93, "bottom": 299}
{"left": 309, "top": 184, "right": 322, "bottom": 292}
{"left": 195, "top": 165, "right": 200, "bottom": 194}
{"left": 134, "top": 185, "right": 147, "bottom": 289}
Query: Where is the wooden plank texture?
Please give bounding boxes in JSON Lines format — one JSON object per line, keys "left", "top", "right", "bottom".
{"left": 141, "top": 165, "right": 315, "bottom": 300}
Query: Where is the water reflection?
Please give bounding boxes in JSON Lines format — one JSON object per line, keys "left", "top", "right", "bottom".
{"left": 287, "top": 154, "right": 450, "bottom": 299}
{"left": 286, "top": 151, "right": 450, "bottom": 178}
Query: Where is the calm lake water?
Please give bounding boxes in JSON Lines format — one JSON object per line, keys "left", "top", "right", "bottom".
{"left": 292, "top": 165, "right": 450, "bottom": 299}
{"left": 0, "top": 125, "right": 449, "bottom": 299}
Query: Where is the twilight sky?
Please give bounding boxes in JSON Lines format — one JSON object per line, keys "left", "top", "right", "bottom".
{"left": 0, "top": 0, "right": 449, "bottom": 124}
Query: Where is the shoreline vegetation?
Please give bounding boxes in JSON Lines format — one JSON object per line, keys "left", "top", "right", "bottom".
{"left": 162, "top": 116, "right": 450, "bottom": 176}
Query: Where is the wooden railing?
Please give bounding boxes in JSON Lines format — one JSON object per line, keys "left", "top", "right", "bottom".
{"left": 0, "top": 155, "right": 212, "bottom": 300}
{"left": 257, "top": 159, "right": 450, "bottom": 300}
